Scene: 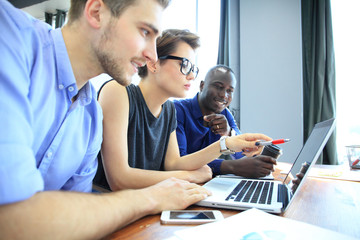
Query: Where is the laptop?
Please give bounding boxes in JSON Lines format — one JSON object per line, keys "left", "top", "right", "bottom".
{"left": 196, "top": 118, "right": 336, "bottom": 214}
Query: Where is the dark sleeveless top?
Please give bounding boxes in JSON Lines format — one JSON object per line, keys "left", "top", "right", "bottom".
{"left": 94, "top": 81, "right": 177, "bottom": 190}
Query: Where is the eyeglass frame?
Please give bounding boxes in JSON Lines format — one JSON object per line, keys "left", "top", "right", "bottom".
{"left": 158, "top": 55, "right": 199, "bottom": 78}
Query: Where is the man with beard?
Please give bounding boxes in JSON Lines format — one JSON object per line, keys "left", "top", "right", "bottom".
{"left": 174, "top": 65, "right": 277, "bottom": 178}
{"left": 0, "top": 0, "right": 212, "bottom": 239}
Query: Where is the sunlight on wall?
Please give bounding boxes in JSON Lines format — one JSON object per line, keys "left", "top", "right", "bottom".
{"left": 331, "top": 0, "right": 360, "bottom": 162}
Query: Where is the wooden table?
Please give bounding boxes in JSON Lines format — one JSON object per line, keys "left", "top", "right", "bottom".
{"left": 104, "top": 164, "right": 360, "bottom": 239}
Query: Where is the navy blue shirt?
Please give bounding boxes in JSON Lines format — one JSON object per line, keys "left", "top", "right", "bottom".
{"left": 173, "top": 94, "right": 243, "bottom": 175}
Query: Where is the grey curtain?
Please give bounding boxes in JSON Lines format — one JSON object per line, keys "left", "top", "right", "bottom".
{"left": 44, "top": 10, "right": 66, "bottom": 28}
{"left": 217, "top": 0, "right": 241, "bottom": 126}
{"left": 45, "top": 12, "right": 53, "bottom": 26}
{"left": 217, "top": 0, "right": 230, "bottom": 66}
{"left": 55, "top": 9, "right": 67, "bottom": 28}
{"left": 302, "top": 0, "right": 337, "bottom": 164}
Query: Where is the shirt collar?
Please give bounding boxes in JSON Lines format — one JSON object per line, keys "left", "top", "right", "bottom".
{"left": 77, "top": 82, "right": 93, "bottom": 106}
{"left": 190, "top": 93, "right": 204, "bottom": 120}
{"left": 51, "top": 28, "right": 77, "bottom": 93}
{"left": 50, "top": 28, "right": 96, "bottom": 106}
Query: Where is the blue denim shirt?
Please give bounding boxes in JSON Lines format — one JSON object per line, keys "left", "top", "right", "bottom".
{"left": 173, "top": 94, "right": 243, "bottom": 175}
{"left": 0, "top": 0, "right": 103, "bottom": 204}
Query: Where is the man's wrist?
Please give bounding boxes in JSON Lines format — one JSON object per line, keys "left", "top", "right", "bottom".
{"left": 219, "top": 160, "right": 234, "bottom": 175}
{"left": 220, "top": 158, "right": 247, "bottom": 175}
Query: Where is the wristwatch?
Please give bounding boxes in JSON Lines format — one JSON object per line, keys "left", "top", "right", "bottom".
{"left": 219, "top": 136, "right": 235, "bottom": 155}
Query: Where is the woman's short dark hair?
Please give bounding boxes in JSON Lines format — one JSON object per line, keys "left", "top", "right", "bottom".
{"left": 138, "top": 29, "right": 200, "bottom": 78}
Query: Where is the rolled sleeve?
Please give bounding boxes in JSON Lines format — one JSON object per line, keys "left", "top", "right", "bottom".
{"left": 0, "top": 145, "right": 44, "bottom": 204}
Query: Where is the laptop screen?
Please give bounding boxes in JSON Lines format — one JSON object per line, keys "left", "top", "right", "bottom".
{"left": 283, "top": 118, "right": 336, "bottom": 194}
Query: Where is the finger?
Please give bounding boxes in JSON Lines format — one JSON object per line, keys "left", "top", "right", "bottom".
{"left": 242, "top": 146, "right": 260, "bottom": 153}
{"left": 187, "top": 185, "right": 212, "bottom": 196}
{"left": 256, "top": 167, "right": 271, "bottom": 177}
{"left": 208, "top": 120, "right": 219, "bottom": 127}
{"left": 293, "top": 178, "right": 301, "bottom": 185}
{"left": 265, "top": 163, "right": 276, "bottom": 171}
{"left": 252, "top": 147, "right": 263, "bottom": 156}
{"left": 186, "top": 192, "right": 210, "bottom": 205}
{"left": 209, "top": 116, "right": 226, "bottom": 125}
{"left": 258, "top": 156, "right": 277, "bottom": 164}
{"left": 183, "top": 182, "right": 212, "bottom": 195}
{"left": 211, "top": 124, "right": 221, "bottom": 133}
{"left": 257, "top": 160, "right": 275, "bottom": 170}
{"left": 203, "top": 114, "right": 217, "bottom": 122}
{"left": 262, "top": 169, "right": 272, "bottom": 176}
{"left": 183, "top": 182, "right": 201, "bottom": 190}
{"left": 240, "top": 140, "right": 263, "bottom": 149}
{"left": 209, "top": 114, "right": 224, "bottom": 121}
{"left": 243, "top": 133, "right": 272, "bottom": 142}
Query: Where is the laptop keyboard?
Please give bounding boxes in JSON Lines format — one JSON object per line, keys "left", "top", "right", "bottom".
{"left": 225, "top": 180, "right": 274, "bottom": 204}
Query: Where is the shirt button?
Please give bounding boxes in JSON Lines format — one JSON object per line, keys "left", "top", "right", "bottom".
{"left": 46, "top": 152, "right": 53, "bottom": 158}
{"left": 68, "top": 86, "right": 74, "bottom": 92}
{"left": 58, "top": 84, "right": 64, "bottom": 90}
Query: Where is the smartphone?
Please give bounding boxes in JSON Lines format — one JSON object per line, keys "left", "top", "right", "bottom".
{"left": 160, "top": 210, "right": 224, "bottom": 225}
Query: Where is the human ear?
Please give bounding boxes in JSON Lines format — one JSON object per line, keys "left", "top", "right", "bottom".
{"left": 199, "top": 80, "right": 205, "bottom": 91}
{"left": 147, "top": 60, "right": 159, "bottom": 73}
{"left": 84, "top": 0, "right": 104, "bottom": 29}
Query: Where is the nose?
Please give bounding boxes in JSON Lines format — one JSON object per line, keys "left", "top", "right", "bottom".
{"left": 186, "top": 71, "right": 196, "bottom": 81}
{"left": 218, "top": 88, "right": 226, "bottom": 98}
{"left": 143, "top": 39, "right": 158, "bottom": 63}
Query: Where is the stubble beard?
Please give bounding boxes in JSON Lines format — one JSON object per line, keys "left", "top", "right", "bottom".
{"left": 95, "top": 22, "right": 132, "bottom": 87}
{"left": 97, "top": 52, "right": 131, "bottom": 86}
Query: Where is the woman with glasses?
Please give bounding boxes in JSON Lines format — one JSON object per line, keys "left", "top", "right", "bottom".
{"left": 94, "top": 29, "right": 272, "bottom": 191}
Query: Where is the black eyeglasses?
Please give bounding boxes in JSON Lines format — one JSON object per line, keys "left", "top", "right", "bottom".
{"left": 158, "top": 55, "right": 199, "bottom": 79}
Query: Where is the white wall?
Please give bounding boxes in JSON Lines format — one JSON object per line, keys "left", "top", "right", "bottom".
{"left": 239, "top": 0, "right": 303, "bottom": 163}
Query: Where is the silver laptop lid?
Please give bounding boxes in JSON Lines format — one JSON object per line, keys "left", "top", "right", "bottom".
{"left": 283, "top": 118, "right": 336, "bottom": 210}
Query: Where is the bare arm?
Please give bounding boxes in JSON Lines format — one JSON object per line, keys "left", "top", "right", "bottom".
{"left": 99, "top": 82, "right": 211, "bottom": 190}
{"left": 0, "top": 178, "right": 210, "bottom": 240}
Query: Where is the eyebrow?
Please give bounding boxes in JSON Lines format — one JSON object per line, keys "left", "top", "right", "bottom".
{"left": 212, "top": 81, "right": 234, "bottom": 89}
{"left": 144, "top": 22, "right": 159, "bottom": 36}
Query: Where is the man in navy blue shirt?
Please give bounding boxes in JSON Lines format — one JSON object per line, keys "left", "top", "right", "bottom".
{"left": 174, "top": 65, "right": 276, "bottom": 178}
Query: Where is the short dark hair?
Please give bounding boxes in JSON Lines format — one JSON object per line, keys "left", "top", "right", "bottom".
{"left": 138, "top": 29, "right": 200, "bottom": 78}
{"left": 68, "top": 0, "right": 171, "bottom": 23}
{"left": 204, "top": 65, "right": 235, "bottom": 82}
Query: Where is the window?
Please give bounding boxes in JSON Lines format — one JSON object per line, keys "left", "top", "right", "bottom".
{"left": 331, "top": 0, "right": 360, "bottom": 162}
{"left": 156, "top": 0, "right": 221, "bottom": 98}
{"left": 92, "top": 0, "right": 221, "bottom": 97}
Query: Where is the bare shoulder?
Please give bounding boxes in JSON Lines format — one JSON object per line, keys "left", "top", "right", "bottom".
{"left": 98, "top": 82, "right": 130, "bottom": 120}
{"left": 99, "top": 81, "right": 129, "bottom": 107}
